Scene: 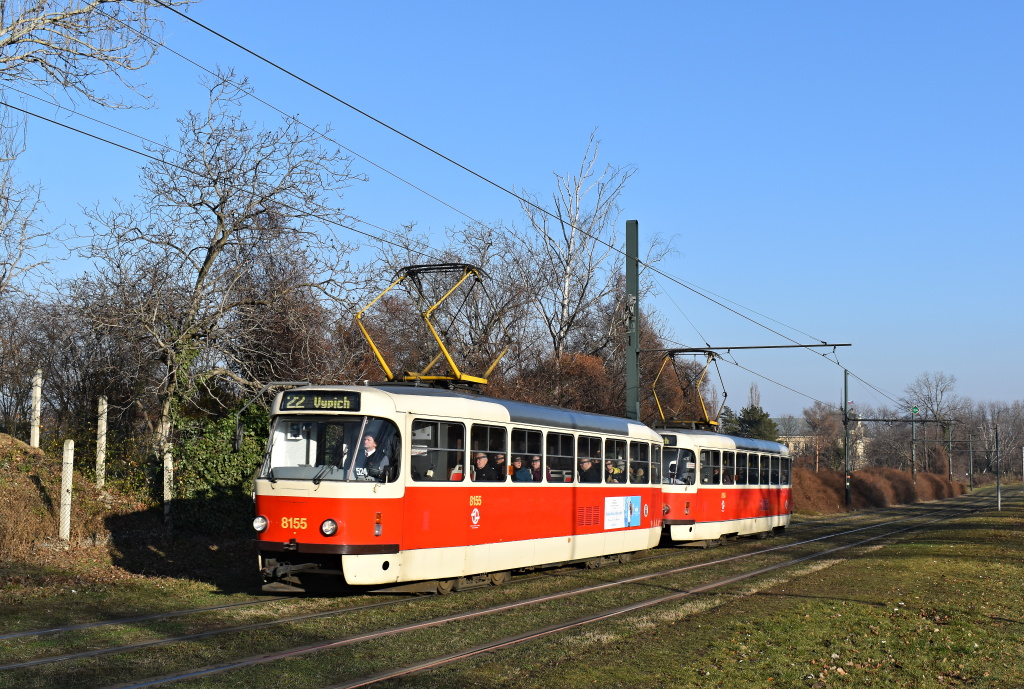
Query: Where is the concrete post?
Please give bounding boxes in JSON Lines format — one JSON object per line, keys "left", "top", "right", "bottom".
{"left": 30, "top": 369, "right": 42, "bottom": 448}
{"left": 60, "top": 440, "right": 74, "bottom": 542}
{"left": 96, "top": 396, "right": 108, "bottom": 490}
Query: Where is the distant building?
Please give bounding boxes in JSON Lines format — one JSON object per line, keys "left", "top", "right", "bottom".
{"left": 772, "top": 416, "right": 868, "bottom": 469}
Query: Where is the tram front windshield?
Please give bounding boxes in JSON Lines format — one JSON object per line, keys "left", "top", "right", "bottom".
{"left": 261, "top": 415, "right": 400, "bottom": 482}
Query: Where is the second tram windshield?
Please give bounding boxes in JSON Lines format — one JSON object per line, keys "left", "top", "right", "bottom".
{"left": 262, "top": 415, "right": 400, "bottom": 482}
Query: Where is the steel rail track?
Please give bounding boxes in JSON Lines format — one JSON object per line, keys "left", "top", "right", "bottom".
{"left": 99, "top": 498, "right": 989, "bottom": 689}
{"left": 0, "top": 597, "right": 289, "bottom": 642}
{"left": 331, "top": 508, "right": 975, "bottom": 688}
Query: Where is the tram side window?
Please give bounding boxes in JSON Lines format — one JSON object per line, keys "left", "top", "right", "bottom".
{"left": 546, "top": 432, "right": 575, "bottom": 482}
{"left": 604, "top": 439, "right": 627, "bottom": 483}
{"left": 629, "top": 442, "right": 650, "bottom": 484}
{"left": 760, "top": 454, "right": 770, "bottom": 484}
{"left": 511, "top": 428, "right": 542, "bottom": 482}
{"left": 577, "top": 436, "right": 602, "bottom": 483}
{"left": 748, "top": 454, "right": 761, "bottom": 485}
{"left": 734, "top": 452, "right": 747, "bottom": 485}
{"left": 411, "top": 420, "right": 465, "bottom": 482}
{"left": 722, "top": 451, "right": 736, "bottom": 485}
{"left": 651, "top": 445, "right": 662, "bottom": 484}
{"left": 471, "top": 425, "right": 507, "bottom": 482}
{"left": 700, "top": 450, "right": 721, "bottom": 484}
{"left": 781, "top": 456, "right": 791, "bottom": 485}
{"left": 771, "top": 455, "right": 781, "bottom": 485}
{"left": 664, "top": 448, "right": 696, "bottom": 484}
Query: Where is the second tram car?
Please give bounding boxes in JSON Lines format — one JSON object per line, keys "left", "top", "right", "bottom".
{"left": 660, "top": 429, "right": 791, "bottom": 544}
{"left": 253, "top": 384, "right": 665, "bottom": 593}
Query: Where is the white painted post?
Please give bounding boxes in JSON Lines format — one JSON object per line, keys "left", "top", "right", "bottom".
{"left": 163, "top": 444, "right": 173, "bottom": 525}
{"left": 30, "top": 369, "right": 42, "bottom": 448}
{"left": 96, "top": 396, "right": 108, "bottom": 490}
{"left": 60, "top": 440, "right": 74, "bottom": 542}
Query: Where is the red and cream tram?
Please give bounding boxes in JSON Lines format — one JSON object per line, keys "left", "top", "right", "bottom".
{"left": 253, "top": 384, "right": 665, "bottom": 593}
{"left": 660, "top": 429, "right": 791, "bottom": 545}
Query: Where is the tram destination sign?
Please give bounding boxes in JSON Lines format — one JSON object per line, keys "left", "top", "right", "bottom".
{"left": 280, "top": 391, "right": 361, "bottom": 412}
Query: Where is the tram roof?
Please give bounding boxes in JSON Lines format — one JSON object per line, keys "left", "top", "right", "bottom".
{"left": 658, "top": 427, "right": 790, "bottom": 455}
{"left": 276, "top": 384, "right": 660, "bottom": 439}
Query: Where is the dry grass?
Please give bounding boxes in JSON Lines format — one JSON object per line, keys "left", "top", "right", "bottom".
{"left": 792, "top": 466, "right": 967, "bottom": 514}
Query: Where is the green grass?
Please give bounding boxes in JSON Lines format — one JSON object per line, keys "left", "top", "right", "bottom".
{"left": 1, "top": 490, "right": 1020, "bottom": 688}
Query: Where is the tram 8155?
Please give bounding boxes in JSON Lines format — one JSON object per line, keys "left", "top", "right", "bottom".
{"left": 253, "top": 384, "right": 665, "bottom": 593}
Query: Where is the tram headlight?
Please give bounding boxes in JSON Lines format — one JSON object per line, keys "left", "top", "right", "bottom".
{"left": 253, "top": 515, "right": 269, "bottom": 533}
{"left": 321, "top": 519, "right": 338, "bottom": 537}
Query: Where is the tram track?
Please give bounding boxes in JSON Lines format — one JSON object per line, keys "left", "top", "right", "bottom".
{"left": 56, "top": 497, "right": 986, "bottom": 689}
{"left": 0, "top": 495, "right": 988, "bottom": 685}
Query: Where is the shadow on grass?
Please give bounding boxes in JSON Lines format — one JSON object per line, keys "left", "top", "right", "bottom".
{"left": 105, "top": 493, "right": 262, "bottom": 596}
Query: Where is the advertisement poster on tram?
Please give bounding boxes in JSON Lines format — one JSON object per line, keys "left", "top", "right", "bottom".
{"left": 604, "top": 496, "right": 642, "bottom": 529}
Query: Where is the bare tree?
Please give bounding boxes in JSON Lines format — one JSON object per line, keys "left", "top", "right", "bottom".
{"left": 514, "top": 131, "right": 636, "bottom": 360}
{"left": 0, "top": 0, "right": 196, "bottom": 113}
{"left": 80, "top": 72, "right": 363, "bottom": 519}
{"left": 0, "top": 162, "right": 45, "bottom": 299}
{"left": 803, "top": 400, "right": 841, "bottom": 471}
{"left": 901, "top": 371, "right": 965, "bottom": 422}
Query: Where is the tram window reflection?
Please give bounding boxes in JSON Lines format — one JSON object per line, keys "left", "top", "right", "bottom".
{"left": 604, "top": 439, "right": 627, "bottom": 483}
{"left": 471, "top": 425, "right": 507, "bottom": 482}
{"left": 748, "top": 454, "right": 761, "bottom": 485}
{"left": 411, "top": 420, "right": 465, "bottom": 482}
{"left": 546, "top": 432, "right": 575, "bottom": 482}
{"left": 629, "top": 442, "right": 649, "bottom": 484}
{"left": 700, "top": 450, "right": 721, "bottom": 484}
{"left": 511, "top": 428, "right": 542, "bottom": 482}
{"left": 722, "top": 451, "right": 736, "bottom": 485}
{"left": 734, "top": 452, "right": 747, "bottom": 485}
{"left": 663, "top": 448, "right": 696, "bottom": 484}
{"left": 577, "top": 436, "right": 602, "bottom": 482}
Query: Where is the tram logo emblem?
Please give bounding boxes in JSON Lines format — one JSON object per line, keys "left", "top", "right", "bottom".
{"left": 470, "top": 507, "right": 481, "bottom": 528}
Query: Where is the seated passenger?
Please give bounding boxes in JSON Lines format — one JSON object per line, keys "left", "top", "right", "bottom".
{"left": 492, "top": 453, "right": 508, "bottom": 476}
{"left": 578, "top": 457, "right": 601, "bottom": 483}
{"left": 530, "top": 455, "right": 544, "bottom": 482}
{"left": 472, "top": 453, "right": 500, "bottom": 481}
{"left": 605, "top": 460, "right": 624, "bottom": 483}
{"left": 511, "top": 456, "right": 532, "bottom": 482}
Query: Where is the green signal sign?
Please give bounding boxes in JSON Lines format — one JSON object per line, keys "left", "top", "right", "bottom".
{"left": 911, "top": 406, "right": 920, "bottom": 415}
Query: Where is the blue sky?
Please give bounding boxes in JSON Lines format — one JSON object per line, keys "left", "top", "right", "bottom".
{"left": 9, "top": 1, "right": 1023, "bottom": 416}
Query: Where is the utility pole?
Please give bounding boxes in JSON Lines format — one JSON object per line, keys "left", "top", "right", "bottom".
{"left": 946, "top": 422, "right": 953, "bottom": 483}
{"left": 843, "top": 369, "right": 851, "bottom": 507}
{"left": 996, "top": 425, "right": 1001, "bottom": 511}
{"left": 968, "top": 432, "right": 974, "bottom": 490}
{"left": 625, "top": 220, "right": 640, "bottom": 421}
{"left": 911, "top": 409, "right": 917, "bottom": 484}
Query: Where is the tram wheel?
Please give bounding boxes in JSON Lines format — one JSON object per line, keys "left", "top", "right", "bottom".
{"left": 489, "top": 571, "right": 510, "bottom": 586}
{"left": 619, "top": 551, "right": 633, "bottom": 564}
{"left": 436, "top": 578, "right": 455, "bottom": 595}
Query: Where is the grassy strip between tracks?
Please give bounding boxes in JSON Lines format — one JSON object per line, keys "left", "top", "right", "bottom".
{"left": 1, "top": 491, "right": 1021, "bottom": 689}
{"left": 398, "top": 494, "right": 1024, "bottom": 689}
